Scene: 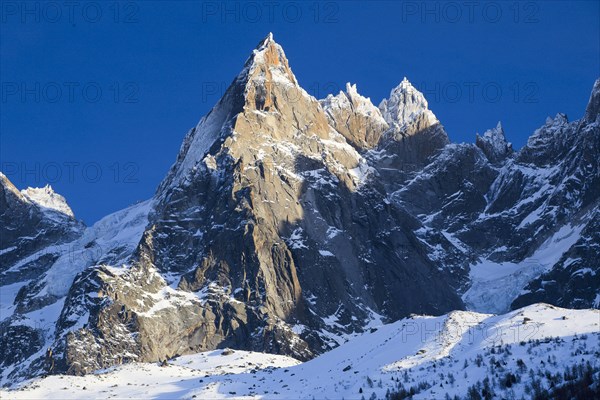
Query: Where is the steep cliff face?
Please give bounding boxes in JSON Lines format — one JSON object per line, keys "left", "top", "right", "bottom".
{"left": 1, "top": 35, "right": 598, "bottom": 387}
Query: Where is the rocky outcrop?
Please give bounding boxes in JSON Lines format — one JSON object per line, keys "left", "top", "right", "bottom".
{"left": 378, "top": 77, "right": 450, "bottom": 165}
{"left": 476, "top": 122, "right": 513, "bottom": 163}
{"left": 320, "top": 83, "right": 389, "bottom": 150}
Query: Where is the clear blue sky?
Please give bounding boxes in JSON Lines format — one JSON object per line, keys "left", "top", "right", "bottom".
{"left": 1, "top": 1, "right": 598, "bottom": 224}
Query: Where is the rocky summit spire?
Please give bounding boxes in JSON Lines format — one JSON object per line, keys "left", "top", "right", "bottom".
{"left": 375, "top": 77, "right": 449, "bottom": 173}
{"left": 159, "top": 33, "right": 324, "bottom": 192}
{"left": 475, "top": 121, "right": 513, "bottom": 163}
{"left": 241, "top": 32, "right": 298, "bottom": 89}
{"left": 242, "top": 32, "right": 299, "bottom": 113}
{"left": 379, "top": 77, "right": 439, "bottom": 131}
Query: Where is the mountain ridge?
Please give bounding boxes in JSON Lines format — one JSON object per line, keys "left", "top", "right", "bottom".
{"left": 1, "top": 34, "right": 598, "bottom": 387}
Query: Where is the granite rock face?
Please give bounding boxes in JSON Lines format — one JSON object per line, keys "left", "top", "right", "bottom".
{"left": 1, "top": 35, "right": 598, "bottom": 386}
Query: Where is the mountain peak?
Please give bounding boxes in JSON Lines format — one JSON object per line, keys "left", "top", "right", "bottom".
{"left": 476, "top": 121, "right": 513, "bottom": 163}
{"left": 379, "top": 77, "right": 439, "bottom": 131}
{"left": 244, "top": 32, "right": 297, "bottom": 87}
{"left": 399, "top": 76, "right": 411, "bottom": 89}
{"left": 0, "top": 174, "right": 76, "bottom": 218}
{"left": 21, "top": 185, "right": 75, "bottom": 217}
{"left": 345, "top": 82, "right": 358, "bottom": 95}
{"left": 158, "top": 34, "right": 326, "bottom": 191}
{"left": 338, "top": 82, "right": 381, "bottom": 116}
{"left": 256, "top": 32, "right": 274, "bottom": 48}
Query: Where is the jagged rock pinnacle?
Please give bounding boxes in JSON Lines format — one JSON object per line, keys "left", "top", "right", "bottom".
{"left": 476, "top": 121, "right": 513, "bottom": 163}
{"left": 320, "top": 82, "right": 388, "bottom": 149}
{"left": 379, "top": 78, "right": 439, "bottom": 130}
{"left": 256, "top": 32, "right": 274, "bottom": 48}
{"left": 245, "top": 32, "right": 297, "bottom": 85}
{"left": 21, "top": 185, "right": 76, "bottom": 217}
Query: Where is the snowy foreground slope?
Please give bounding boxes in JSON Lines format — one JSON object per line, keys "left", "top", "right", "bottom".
{"left": 3, "top": 303, "right": 598, "bottom": 399}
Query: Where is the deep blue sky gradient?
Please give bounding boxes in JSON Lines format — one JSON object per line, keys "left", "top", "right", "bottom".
{"left": 1, "top": 1, "right": 599, "bottom": 224}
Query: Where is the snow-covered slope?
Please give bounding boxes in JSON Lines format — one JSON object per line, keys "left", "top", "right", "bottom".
{"left": 463, "top": 219, "right": 587, "bottom": 313}
{"left": 3, "top": 303, "right": 598, "bottom": 399}
{"left": 21, "top": 185, "right": 75, "bottom": 218}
